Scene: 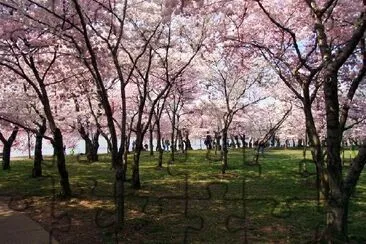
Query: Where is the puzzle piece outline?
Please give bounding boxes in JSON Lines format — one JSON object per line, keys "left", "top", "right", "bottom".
{"left": 5, "top": 158, "right": 72, "bottom": 244}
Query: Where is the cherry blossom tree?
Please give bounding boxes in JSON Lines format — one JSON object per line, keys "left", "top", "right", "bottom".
{"left": 163, "top": 0, "right": 366, "bottom": 240}
{"left": 0, "top": 5, "right": 73, "bottom": 195}
{"left": 201, "top": 49, "right": 268, "bottom": 173}
{"left": 251, "top": 1, "right": 366, "bottom": 240}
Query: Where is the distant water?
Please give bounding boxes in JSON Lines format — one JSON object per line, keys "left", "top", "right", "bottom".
{"left": 11, "top": 137, "right": 208, "bottom": 157}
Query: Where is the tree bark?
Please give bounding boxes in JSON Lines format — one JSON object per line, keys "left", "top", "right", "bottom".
{"left": 185, "top": 131, "right": 193, "bottom": 150}
{"left": 156, "top": 119, "right": 164, "bottom": 168}
{"left": 240, "top": 134, "right": 246, "bottom": 149}
{"left": 170, "top": 109, "right": 176, "bottom": 162}
{"left": 323, "top": 73, "right": 347, "bottom": 240}
{"left": 149, "top": 123, "right": 154, "bottom": 156}
{"left": 1, "top": 127, "right": 19, "bottom": 170}
{"left": 79, "top": 126, "right": 99, "bottom": 162}
{"left": 131, "top": 133, "right": 143, "bottom": 189}
{"left": 53, "top": 128, "right": 72, "bottom": 197}
{"left": 235, "top": 135, "right": 240, "bottom": 148}
{"left": 88, "top": 130, "right": 100, "bottom": 162}
{"left": 303, "top": 89, "right": 327, "bottom": 206}
{"left": 221, "top": 128, "right": 228, "bottom": 174}
{"left": 27, "top": 131, "right": 31, "bottom": 159}
{"left": 240, "top": 134, "right": 246, "bottom": 163}
{"left": 2, "top": 144, "right": 11, "bottom": 170}
{"left": 32, "top": 120, "right": 46, "bottom": 178}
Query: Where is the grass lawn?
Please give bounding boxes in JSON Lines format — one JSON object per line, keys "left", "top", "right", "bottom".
{"left": 1, "top": 148, "right": 365, "bottom": 243}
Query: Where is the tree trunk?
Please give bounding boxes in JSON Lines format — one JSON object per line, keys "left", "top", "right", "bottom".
{"left": 1, "top": 127, "right": 19, "bottom": 170}
{"left": 32, "top": 122, "right": 46, "bottom": 178}
{"left": 240, "top": 134, "right": 246, "bottom": 149}
{"left": 2, "top": 144, "right": 11, "bottom": 170}
{"left": 132, "top": 151, "right": 142, "bottom": 189}
{"left": 123, "top": 149, "right": 128, "bottom": 181}
{"left": 89, "top": 130, "right": 100, "bottom": 162}
{"left": 324, "top": 197, "right": 349, "bottom": 242}
{"left": 323, "top": 74, "right": 347, "bottom": 240}
{"left": 88, "top": 142, "right": 99, "bottom": 162}
{"left": 235, "top": 135, "right": 240, "bottom": 148}
{"left": 253, "top": 146, "right": 260, "bottom": 165}
{"left": 79, "top": 125, "right": 99, "bottom": 162}
{"left": 85, "top": 139, "right": 90, "bottom": 156}
{"left": 214, "top": 131, "right": 220, "bottom": 155}
{"left": 177, "top": 129, "right": 183, "bottom": 153}
{"left": 229, "top": 135, "right": 234, "bottom": 149}
{"left": 303, "top": 89, "right": 327, "bottom": 207}
{"left": 185, "top": 131, "right": 193, "bottom": 150}
{"left": 32, "top": 133, "right": 43, "bottom": 177}
{"left": 170, "top": 111, "right": 176, "bottom": 162}
{"left": 240, "top": 134, "right": 246, "bottom": 164}
{"left": 27, "top": 131, "right": 31, "bottom": 159}
{"left": 131, "top": 133, "right": 143, "bottom": 189}
{"left": 276, "top": 137, "right": 280, "bottom": 147}
{"left": 53, "top": 128, "right": 72, "bottom": 197}
{"left": 156, "top": 120, "right": 164, "bottom": 168}
{"left": 149, "top": 124, "right": 154, "bottom": 156}
{"left": 303, "top": 133, "right": 307, "bottom": 160}
{"left": 101, "top": 133, "right": 112, "bottom": 155}
{"left": 221, "top": 128, "right": 228, "bottom": 174}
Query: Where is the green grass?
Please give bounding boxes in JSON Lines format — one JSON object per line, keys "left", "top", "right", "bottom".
{"left": 1, "top": 149, "right": 365, "bottom": 243}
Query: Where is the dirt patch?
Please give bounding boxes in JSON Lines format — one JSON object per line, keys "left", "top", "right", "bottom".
{"left": 21, "top": 197, "right": 105, "bottom": 244}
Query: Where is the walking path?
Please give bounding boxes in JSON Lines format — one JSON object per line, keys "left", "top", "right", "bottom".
{"left": 0, "top": 198, "right": 58, "bottom": 244}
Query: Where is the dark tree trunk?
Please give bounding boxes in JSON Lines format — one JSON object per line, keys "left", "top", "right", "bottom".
{"left": 149, "top": 124, "right": 154, "bottom": 156}
{"left": 235, "top": 135, "right": 240, "bottom": 148}
{"left": 32, "top": 133, "right": 43, "bottom": 177}
{"left": 303, "top": 88, "right": 327, "bottom": 208}
{"left": 253, "top": 145, "right": 260, "bottom": 165}
{"left": 88, "top": 130, "right": 100, "bottom": 162}
{"left": 323, "top": 74, "right": 347, "bottom": 241}
{"left": 271, "top": 135, "right": 275, "bottom": 147}
{"left": 276, "top": 137, "right": 280, "bottom": 147}
{"left": 214, "top": 131, "right": 220, "bottom": 155}
{"left": 27, "top": 131, "right": 31, "bottom": 159}
{"left": 32, "top": 120, "right": 46, "bottom": 178}
{"left": 79, "top": 125, "right": 99, "bottom": 162}
{"left": 177, "top": 129, "right": 183, "bottom": 153}
{"left": 132, "top": 133, "right": 143, "bottom": 189}
{"left": 240, "top": 134, "right": 246, "bottom": 149}
{"left": 221, "top": 128, "right": 228, "bottom": 174}
{"left": 126, "top": 131, "right": 131, "bottom": 154}
{"left": 85, "top": 139, "right": 90, "bottom": 156}
{"left": 230, "top": 135, "right": 236, "bottom": 149}
{"left": 240, "top": 134, "right": 246, "bottom": 164}
{"left": 102, "top": 133, "right": 112, "bottom": 155}
{"left": 2, "top": 144, "right": 11, "bottom": 170}
{"left": 1, "top": 127, "right": 19, "bottom": 170}
{"left": 132, "top": 150, "right": 142, "bottom": 189}
{"left": 170, "top": 111, "right": 176, "bottom": 162}
{"left": 53, "top": 128, "right": 72, "bottom": 197}
{"left": 298, "top": 138, "right": 303, "bottom": 147}
{"left": 303, "top": 134, "right": 307, "bottom": 159}
{"left": 185, "top": 131, "right": 193, "bottom": 150}
{"left": 156, "top": 120, "right": 164, "bottom": 168}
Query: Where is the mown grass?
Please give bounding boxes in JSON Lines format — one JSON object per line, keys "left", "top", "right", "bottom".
{"left": 0, "top": 148, "right": 365, "bottom": 243}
